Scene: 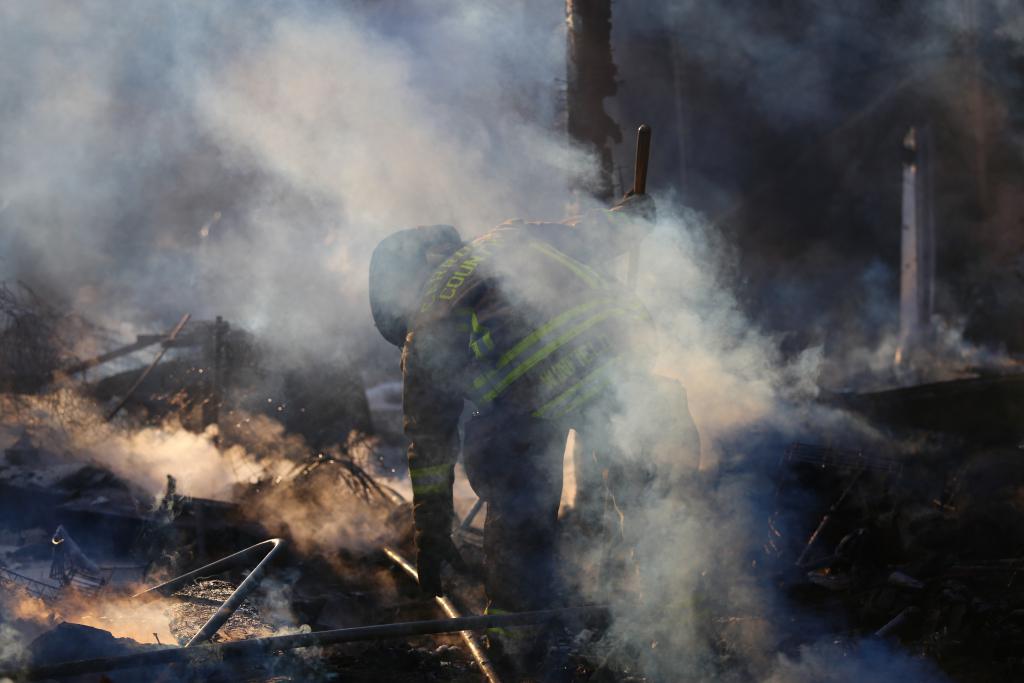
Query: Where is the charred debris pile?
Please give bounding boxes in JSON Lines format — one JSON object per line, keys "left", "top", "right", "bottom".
{"left": 761, "top": 376, "right": 1024, "bottom": 682}
{"left": 2, "top": 283, "right": 1024, "bottom": 682}
{"left": 0, "top": 285, "right": 490, "bottom": 681}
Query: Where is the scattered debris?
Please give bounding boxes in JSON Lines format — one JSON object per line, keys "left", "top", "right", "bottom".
{"left": 50, "top": 524, "right": 104, "bottom": 591}
{"left": 3, "top": 285, "right": 1024, "bottom": 681}
{"left": 168, "top": 579, "right": 275, "bottom": 645}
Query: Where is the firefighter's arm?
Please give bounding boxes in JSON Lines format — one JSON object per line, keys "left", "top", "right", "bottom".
{"left": 402, "top": 326, "right": 466, "bottom": 596}
{"left": 525, "top": 192, "right": 656, "bottom": 264}
{"left": 571, "top": 192, "right": 656, "bottom": 261}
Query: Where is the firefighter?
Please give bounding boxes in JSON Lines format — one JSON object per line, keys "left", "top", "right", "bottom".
{"left": 368, "top": 193, "right": 699, "bottom": 674}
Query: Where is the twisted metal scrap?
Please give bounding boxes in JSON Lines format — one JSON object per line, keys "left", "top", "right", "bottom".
{"left": 298, "top": 446, "right": 404, "bottom": 505}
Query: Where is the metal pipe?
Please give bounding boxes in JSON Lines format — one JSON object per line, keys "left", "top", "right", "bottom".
{"left": 460, "top": 498, "right": 485, "bottom": 530}
{"left": 874, "top": 606, "right": 918, "bottom": 638}
{"left": 2, "top": 606, "right": 607, "bottom": 681}
{"left": 106, "top": 313, "right": 191, "bottom": 421}
{"left": 134, "top": 538, "right": 285, "bottom": 646}
{"left": 383, "top": 546, "right": 500, "bottom": 683}
{"left": 57, "top": 337, "right": 164, "bottom": 377}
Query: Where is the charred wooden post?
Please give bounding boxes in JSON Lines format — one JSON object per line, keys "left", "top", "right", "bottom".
{"left": 565, "top": 0, "right": 621, "bottom": 203}
{"left": 959, "top": 0, "right": 989, "bottom": 213}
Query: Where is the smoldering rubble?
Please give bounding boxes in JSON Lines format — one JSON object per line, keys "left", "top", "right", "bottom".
{"left": 1, "top": 216, "right": 1022, "bottom": 682}
{"left": 0, "top": 292, "right": 477, "bottom": 681}
{"left": 3, "top": 1, "right": 1024, "bottom": 682}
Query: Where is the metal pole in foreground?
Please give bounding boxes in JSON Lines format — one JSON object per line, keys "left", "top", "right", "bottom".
{"left": 626, "top": 124, "right": 651, "bottom": 291}
{"left": 382, "top": 546, "right": 500, "bottom": 683}
{"left": 134, "top": 538, "right": 285, "bottom": 646}
{"left": 2, "top": 607, "right": 608, "bottom": 681}
{"left": 460, "top": 498, "right": 485, "bottom": 530}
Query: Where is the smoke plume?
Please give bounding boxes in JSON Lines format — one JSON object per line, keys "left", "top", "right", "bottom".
{"left": 5, "top": 1, "right": 1017, "bottom": 680}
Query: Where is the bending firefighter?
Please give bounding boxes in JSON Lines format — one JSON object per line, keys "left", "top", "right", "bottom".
{"left": 368, "top": 192, "right": 699, "bottom": 673}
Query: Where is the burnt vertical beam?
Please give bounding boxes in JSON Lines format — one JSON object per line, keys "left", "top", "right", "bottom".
{"left": 897, "top": 126, "right": 921, "bottom": 366}
{"left": 960, "top": 0, "right": 989, "bottom": 213}
{"left": 566, "top": 0, "right": 622, "bottom": 203}
{"left": 895, "top": 125, "right": 935, "bottom": 370}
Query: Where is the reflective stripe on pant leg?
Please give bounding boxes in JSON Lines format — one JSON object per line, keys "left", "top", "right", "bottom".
{"left": 409, "top": 463, "right": 453, "bottom": 496}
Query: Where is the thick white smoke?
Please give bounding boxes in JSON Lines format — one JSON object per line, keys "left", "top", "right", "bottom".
{"left": 572, "top": 204, "right": 931, "bottom": 681}
{"left": 0, "top": 0, "right": 581, "bottom": 363}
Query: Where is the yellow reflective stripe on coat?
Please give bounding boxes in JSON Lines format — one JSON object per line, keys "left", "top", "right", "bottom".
{"left": 484, "top": 606, "right": 524, "bottom": 640}
{"left": 469, "top": 311, "right": 495, "bottom": 359}
{"left": 470, "top": 334, "right": 495, "bottom": 359}
{"left": 553, "top": 373, "right": 614, "bottom": 418}
{"left": 410, "top": 463, "right": 451, "bottom": 476}
{"left": 478, "top": 305, "right": 646, "bottom": 404}
{"left": 529, "top": 240, "right": 604, "bottom": 289}
{"left": 472, "top": 298, "right": 611, "bottom": 391}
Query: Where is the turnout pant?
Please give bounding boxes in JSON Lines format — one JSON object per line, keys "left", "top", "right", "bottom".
{"left": 462, "top": 377, "right": 699, "bottom": 614}
{"left": 463, "top": 412, "right": 569, "bottom": 614}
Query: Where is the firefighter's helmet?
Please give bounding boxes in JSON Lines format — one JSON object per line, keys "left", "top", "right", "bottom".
{"left": 369, "top": 224, "right": 462, "bottom": 347}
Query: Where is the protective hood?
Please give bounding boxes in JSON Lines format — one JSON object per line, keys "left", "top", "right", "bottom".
{"left": 369, "top": 224, "right": 462, "bottom": 347}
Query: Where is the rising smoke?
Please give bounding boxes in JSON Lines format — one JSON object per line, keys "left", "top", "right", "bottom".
{"left": 2, "top": 1, "right": 1014, "bottom": 680}
{"left": 0, "top": 0, "right": 579, "bottom": 363}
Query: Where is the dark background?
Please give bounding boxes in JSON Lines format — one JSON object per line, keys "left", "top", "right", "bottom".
{"left": 591, "top": 1, "right": 1024, "bottom": 371}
